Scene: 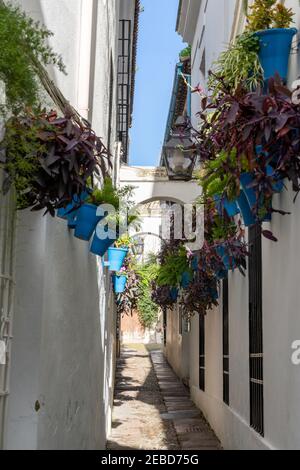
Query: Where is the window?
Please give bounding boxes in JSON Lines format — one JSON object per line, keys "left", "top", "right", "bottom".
{"left": 107, "top": 56, "right": 114, "bottom": 154}
{"left": 163, "top": 307, "right": 167, "bottom": 346}
{"left": 199, "top": 315, "right": 205, "bottom": 391}
{"left": 199, "top": 48, "right": 206, "bottom": 83}
{"left": 178, "top": 305, "right": 183, "bottom": 336}
{"left": 223, "top": 278, "right": 229, "bottom": 405}
{"left": 248, "top": 225, "right": 264, "bottom": 436}
{"left": 117, "top": 19, "right": 131, "bottom": 163}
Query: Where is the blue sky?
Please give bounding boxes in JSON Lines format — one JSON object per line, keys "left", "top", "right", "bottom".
{"left": 129, "top": 0, "right": 185, "bottom": 166}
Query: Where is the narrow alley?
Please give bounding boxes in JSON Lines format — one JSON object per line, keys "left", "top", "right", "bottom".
{"left": 107, "top": 346, "right": 221, "bottom": 451}
{"left": 1, "top": 0, "right": 300, "bottom": 453}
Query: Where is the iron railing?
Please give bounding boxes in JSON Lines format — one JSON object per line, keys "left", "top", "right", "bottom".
{"left": 248, "top": 224, "right": 264, "bottom": 436}
{"left": 117, "top": 19, "right": 132, "bottom": 164}
{"left": 223, "top": 278, "right": 229, "bottom": 405}
{"left": 199, "top": 315, "right": 205, "bottom": 391}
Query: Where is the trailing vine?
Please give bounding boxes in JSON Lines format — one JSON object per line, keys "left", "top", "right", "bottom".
{"left": 0, "top": 1, "right": 66, "bottom": 115}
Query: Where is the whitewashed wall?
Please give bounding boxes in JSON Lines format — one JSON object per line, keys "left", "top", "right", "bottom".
{"left": 3, "top": 0, "right": 121, "bottom": 450}
{"left": 167, "top": 0, "right": 300, "bottom": 450}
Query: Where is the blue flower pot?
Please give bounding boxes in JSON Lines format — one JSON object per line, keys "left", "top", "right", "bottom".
{"left": 107, "top": 247, "right": 128, "bottom": 272}
{"left": 90, "top": 229, "right": 117, "bottom": 257}
{"left": 240, "top": 167, "right": 283, "bottom": 223}
{"left": 216, "top": 246, "right": 236, "bottom": 271}
{"left": 57, "top": 191, "right": 89, "bottom": 220}
{"left": 256, "top": 28, "right": 297, "bottom": 83}
{"left": 74, "top": 204, "right": 104, "bottom": 241}
{"left": 240, "top": 172, "right": 257, "bottom": 208}
{"left": 210, "top": 288, "right": 219, "bottom": 301}
{"left": 266, "top": 165, "right": 284, "bottom": 193}
{"left": 223, "top": 198, "right": 240, "bottom": 217}
{"left": 67, "top": 210, "right": 78, "bottom": 229}
{"left": 113, "top": 275, "right": 127, "bottom": 294}
{"left": 237, "top": 191, "right": 255, "bottom": 227}
{"left": 214, "top": 195, "right": 239, "bottom": 218}
{"left": 170, "top": 287, "right": 179, "bottom": 302}
{"left": 191, "top": 257, "right": 198, "bottom": 271}
{"left": 181, "top": 271, "right": 192, "bottom": 289}
{"left": 217, "top": 270, "right": 228, "bottom": 280}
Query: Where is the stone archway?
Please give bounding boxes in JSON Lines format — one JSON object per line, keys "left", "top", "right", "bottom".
{"left": 119, "top": 165, "right": 201, "bottom": 207}
{"left": 120, "top": 165, "right": 203, "bottom": 252}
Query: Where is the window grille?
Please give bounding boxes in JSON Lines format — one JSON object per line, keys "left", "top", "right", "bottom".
{"left": 223, "top": 278, "right": 229, "bottom": 405}
{"left": 178, "top": 305, "right": 182, "bottom": 336}
{"left": 117, "top": 20, "right": 131, "bottom": 163}
{"left": 163, "top": 308, "right": 167, "bottom": 346}
{"left": 107, "top": 56, "right": 114, "bottom": 155}
{"left": 199, "top": 315, "right": 205, "bottom": 391}
{"left": 248, "top": 224, "right": 264, "bottom": 436}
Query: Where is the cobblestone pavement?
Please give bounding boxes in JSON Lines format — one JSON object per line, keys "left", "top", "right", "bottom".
{"left": 107, "top": 345, "right": 221, "bottom": 451}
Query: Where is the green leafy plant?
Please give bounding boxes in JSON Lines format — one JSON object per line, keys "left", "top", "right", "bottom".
{"left": 0, "top": 2, "right": 65, "bottom": 114}
{"left": 180, "top": 45, "right": 191, "bottom": 59}
{"left": 199, "top": 149, "right": 249, "bottom": 203}
{"left": 156, "top": 245, "right": 191, "bottom": 288}
{"left": 136, "top": 259, "right": 159, "bottom": 329}
{"left": 87, "top": 177, "right": 119, "bottom": 208}
{"left": 1, "top": 109, "right": 108, "bottom": 214}
{"left": 211, "top": 215, "right": 237, "bottom": 243}
{"left": 98, "top": 184, "right": 141, "bottom": 235}
{"left": 208, "top": 32, "right": 264, "bottom": 93}
{"left": 115, "top": 233, "right": 134, "bottom": 249}
{"left": 246, "top": 0, "right": 277, "bottom": 31}
{"left": 272, "top": 3, "right": 295, "bottom": 29}
{"left": 246, "top": 0, "right": 294, "bottom": 31}
{"left": 115, "top": 255, "right": 140, "bottom": 316}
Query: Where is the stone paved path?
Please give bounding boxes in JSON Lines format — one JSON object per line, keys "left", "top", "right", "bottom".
{"left": 107, "top": 345, "right": 221, "bottom": 451}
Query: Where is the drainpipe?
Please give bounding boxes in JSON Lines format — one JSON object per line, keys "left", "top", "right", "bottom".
{"left": 76, "top": 0, "right": 94, "bottom": 120}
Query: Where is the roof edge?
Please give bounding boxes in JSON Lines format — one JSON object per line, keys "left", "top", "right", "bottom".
{"left": 176, "top": 0, "right": 183, "bottom": 32}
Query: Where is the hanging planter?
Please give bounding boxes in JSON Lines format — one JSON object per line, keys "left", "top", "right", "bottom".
{"left": 215, "top": 195, "right": 240, "bottom": 218}
{"left": 113, "top": 275, "right": 127, "bottom": 294}
{"left": 57, "top": 191, "right": 90, "bottom": 220}
{"left": 223, "top": 198, "right": 240, "bottom": 218}
{"left": 66, "top": 210, "right": 78, "bottom": 229}
{"left": 107, "top": 247, "right": 128, "bottom": 272}
{"left": 90, "top": 229, "right": 117, "bottom": 257}
{"left": 256, "top": 28, "right": 297, "bottom": 83}
{"left": 2, "top": 111, "right": 110, "bottom": 215}
{"left": 240, "top": 163, "right": 284, "bottom": 223}
{"left": 191, "top": 256, "right": 199, "bottom": 271}
{"left": 215, "top": 245, "right": 236, "bottom": 272}
{"left": 216, "top": 269, "right": 228, "bottom": 280}
{"left": 237, "top": 191, "right": 255, "bottom": 227}
{"left": 181, "top": 271, "right": 192, "bottom": 289}
{"left": 74, "top": 204, "right": 104, "bottom": 241}
{"left": 170, "top": 287, "right": 179, "bottom": 302}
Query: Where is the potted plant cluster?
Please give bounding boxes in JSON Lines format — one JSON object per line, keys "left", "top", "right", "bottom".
{"left": 114, "top": 254, "right": 159, "bottom": 330}
{"left": 179, "top": 45, "right": 191, "bottom": 63}
{"left": 195, "top": 73, "right": 300, "bottom": 239}
{"left": 0, "top": 3, "right": 112, "bottom": 219}
{"left": 73, "top": 177, "right": 119, "bottom": 241}
{"left": 246, "top": 0, "right": 296, "bottom": 83}
{"left": 174, "top": 1, "right": 299, "bottom": 321}
{"left": 209, "top": 0, "right": 296, "bottom": 95}
{"left": 1, "top": 109, "right": 110, "bottom": 215}
{"left": 0, "top": 2, "right": 66, "bottom": 116}
{"left": 90, "top": 184, "right": 139, "bottom": 257}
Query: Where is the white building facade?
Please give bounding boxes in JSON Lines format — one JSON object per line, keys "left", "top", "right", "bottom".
{"left": 0, "top": 0, "right": 139, "bottom": 450}
{"left": 165, "top": 0, "right": 300, "bottom": 450}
